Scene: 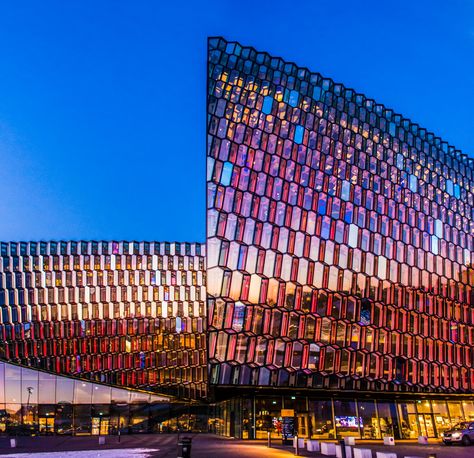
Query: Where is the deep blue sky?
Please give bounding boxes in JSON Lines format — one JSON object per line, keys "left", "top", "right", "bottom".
{"left": 0, "top": 1, "right": 472, "bottom": 242}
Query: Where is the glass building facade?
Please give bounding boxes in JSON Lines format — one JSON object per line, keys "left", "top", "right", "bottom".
{"left": 206, "top": 37, "right": 474, "bottom": 438}
{"left": 0, "top": 37, "right": 473, "bottom": 439}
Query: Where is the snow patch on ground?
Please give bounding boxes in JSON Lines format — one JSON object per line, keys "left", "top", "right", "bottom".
{"left": 0, "top": 448, "right": 158, "bottom": 457}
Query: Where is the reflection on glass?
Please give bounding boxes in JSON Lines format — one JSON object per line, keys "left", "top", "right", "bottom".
{"left": 309, "top": 400, "right": 334, "bottom": 439}
{"left": 334, "top": 400, "right": 358, "bottom": 438}
{"left": 463, "top": 401, "right": 474, "bottom": 421}
{"left": 92, "top": 384, "right": 111, "bottom": 404}
{"left": 397, "top": 402, "right": 417, "bottom": 438}
{"left": 358, "top": 401, "right": 380, "bottom": 439}
{"left": 38, "top": 371, "right": 56, "bottom": 404}
{"left": 56, "top": 377, "right": 74, "bottom": 404}
{"left": 74, "top": 381, "right": 93, "bottom": 404}
{"left": 5, "top": 365, "right": 21, "bottom": 403}
{"left": 377, "top": 402, "right": 396, "bottom": 437}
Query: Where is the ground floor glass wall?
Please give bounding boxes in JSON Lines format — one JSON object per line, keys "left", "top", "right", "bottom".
{"left": 212, "top": 395, "right": 474, "bottom": 440}
{"left": 0, "top": 361, "right": 208, "bottom": 435}
{"left": 0, "top": 402, "right": 209, "bottom": 435}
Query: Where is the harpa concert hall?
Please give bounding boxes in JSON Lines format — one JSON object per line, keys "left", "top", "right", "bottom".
{"left": 0, "top": 37, "right": 473, "bottom": 440}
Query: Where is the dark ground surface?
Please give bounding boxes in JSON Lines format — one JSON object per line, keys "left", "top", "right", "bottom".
{"left": 0, "top": 434, "right": 473, "bottom": 457}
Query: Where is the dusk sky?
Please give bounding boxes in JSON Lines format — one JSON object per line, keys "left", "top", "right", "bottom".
{"left": 0, "top": 0, "right": 472, "bottom": 242}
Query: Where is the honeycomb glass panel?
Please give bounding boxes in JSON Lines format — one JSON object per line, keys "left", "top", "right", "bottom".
{"left": 207, "top": 37, "right": 474, "bottom": 394}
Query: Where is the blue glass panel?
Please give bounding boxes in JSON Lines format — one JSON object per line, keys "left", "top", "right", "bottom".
{"left": 344, "top": 207, "right": 353, "bottom": 224}
{"left": 396, "top": 153, "right": 404, "bottom": 170}
{"left": 454, "top": 184, "right": 461, "bottom": 199}
{"left": 225, "top": 42, "right": 236, "bottom": 54}
{"left": 294, "top": 125, "right": 304, "bottom": 144}
{"left": 409, "top": 174, "right": 417, "bottom": 192}
{"left": 209, "top": 49, "right": 221, "bottom": 64}
{"left": 313, "top": 86, "right": 322, "bottom": 101}
{"left": 289, "top": 90, "right": 299, "bottom": 107}
{"left": 341, "top": 180, "right": 351, "bottom": 201}
{"left": 262, "top": 96, "right": 273, "bottom": 114}
{"left": 321, "top": 219, "right": 330, "bottom": 239}
{"left": 389, "top": 122, "right": 397, "bottom": 136}
{"left": 318, "top": 196, "right": 327, "bottom": 215}
{"left": 220, "top": 162, "right": 233, "bottom": 186}
{"left": 446, "top": 179, "right": 454, "bottom": 196}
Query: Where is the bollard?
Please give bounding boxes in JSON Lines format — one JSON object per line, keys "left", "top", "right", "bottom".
{"left": 295, "top": 433, "right": 299, "bottom": 456}
{"left": 98, "top": 436, "right": 105, "bottom": 445}
{"left": 118, "top": 421, "right": 123, "bottom": 443}
{"left": 321, "top": 442, "right": 337, "bottom": 456}
{"left": 339, "top": 439, "right": 347, "bottom": 458}
{"left": 307, "top": 439, "right": 320, "bottom": 452}
{"left": 417, "top": 436, "right": 428, "bottom": 445}
{"left": 177, "top": 437, "right": 192, "bottom": 458}
{"left": 353, "top": 448, "right": 372, "bottom": 458}
{"left": 375, "top": 452, "right": 397, "bottom": 458}
{"left": 383, "top": 436, "right": 395, "bottom": 446}
{"left": 267, "top": 431, "right": 272, "bottom": 448}
{"left": 337, "top": 444, "right": 353, "bottom": 458}
{"left": 10, "top": 438, "right": 16, "bottom": 448}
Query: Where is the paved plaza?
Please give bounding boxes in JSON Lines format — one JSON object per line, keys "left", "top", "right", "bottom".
{"left": 0, "top": 434, "right": 473, "bottom": 458}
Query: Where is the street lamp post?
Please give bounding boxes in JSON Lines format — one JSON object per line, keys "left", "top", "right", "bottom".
{"left": 25, "top": 387, "right": 34, "bottom": 432}
{"left": 26, "top": 387, "right": 34, "bottom": 409}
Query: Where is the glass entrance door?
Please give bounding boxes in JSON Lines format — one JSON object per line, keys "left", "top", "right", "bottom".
{"left": 100, "top": 418, "right": 110, "bottom": 435}
{"left": 417, "top": 414, "right": 435, "bottom": 437}
{"left": 423, "top": 414, "right": 435, "bottom": 437}
{"left": 39, "top": 417, "right": 55, "bottom": 435}
{"left": 92, "top": 417, "right": 110, "bottom": 435}
{"left": 432, "top": 402, "right": 450, "bottom": 437}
